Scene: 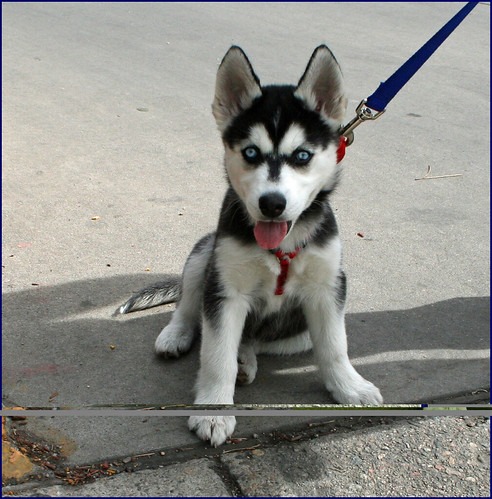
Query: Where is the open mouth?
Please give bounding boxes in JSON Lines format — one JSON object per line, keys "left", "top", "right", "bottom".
{"left": 253, "top": 220, "right": 292, "bottom": 250}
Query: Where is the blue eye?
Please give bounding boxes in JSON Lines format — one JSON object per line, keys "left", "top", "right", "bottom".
{"left": 293, "top": 149, "right": 312, "bottom": 164}
{"left": 245, "top": 147, "right": 257, "bottom": 158}
{"left": 242, "top": 146, "right": 261, "bottom": 163}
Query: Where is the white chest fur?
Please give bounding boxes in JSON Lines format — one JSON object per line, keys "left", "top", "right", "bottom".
{"left": 214, "top": 236, "right": 343, "bottom": 313}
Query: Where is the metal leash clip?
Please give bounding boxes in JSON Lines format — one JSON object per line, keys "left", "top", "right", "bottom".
{"left": 338, "top": 3, "right": 478, "bottom": 148}
{"left": 340, "top": 99, "right": 385, "bottom": 146}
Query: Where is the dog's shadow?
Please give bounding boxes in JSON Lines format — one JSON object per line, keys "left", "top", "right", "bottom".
{"left": 2, "top": 274, "right": 489, "bottom": 408}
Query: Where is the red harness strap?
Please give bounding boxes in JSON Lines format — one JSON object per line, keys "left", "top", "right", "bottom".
{"left": 273, "top": 248, "right": 301, "bottom": 296}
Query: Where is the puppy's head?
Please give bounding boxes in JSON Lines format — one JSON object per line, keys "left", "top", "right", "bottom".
{"left": 213, "top": 46, "right": 347, "bottom": 250}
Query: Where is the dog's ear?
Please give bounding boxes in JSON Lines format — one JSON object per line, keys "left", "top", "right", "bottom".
{"left": 212, "top": 46, "right": 262, "bottom": 132}
{"left": 295, "top": 45, "right": 347, "bottom": 124}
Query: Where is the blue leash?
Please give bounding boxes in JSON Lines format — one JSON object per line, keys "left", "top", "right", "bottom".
{"left": 341, "top": 2, "right": 479, "bottom": 144}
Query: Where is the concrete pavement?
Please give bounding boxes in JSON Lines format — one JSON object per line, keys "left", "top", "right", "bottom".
{"left": 2, "top": 1, "right": 490, "bottom": 496}
{"left": 3, "top": 416, "right": 490, "bottom": 497}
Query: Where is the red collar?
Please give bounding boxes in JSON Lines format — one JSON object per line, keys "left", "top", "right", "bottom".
{"left": 272, "top": 247, "right": 302, "bottom": 296}
{"left": 337, "top": 136, "right": 347, "bottom": 163}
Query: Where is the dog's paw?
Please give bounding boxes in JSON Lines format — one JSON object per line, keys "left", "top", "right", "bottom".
{"left": 236, "top": 362, "right": 256, "bottom": 385}
{"left": 236, "top": 346, "right": 257, "bottom": 385}
{"left": 330, "top": 376, "right": 383, "bottom": 405}
{"left": 154, "top": 323, "right": 194, "bottom": 358}
{"left": 188, "top": 416, "right": 236, "bottom": 447}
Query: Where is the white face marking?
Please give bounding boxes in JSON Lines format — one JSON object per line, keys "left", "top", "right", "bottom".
{"left": 278, "top": 124, "right": 307, "bottom": 156}
{"left": 247, "top": 124, "right": 274, "bottom": 154}
{"left": 224, "top": 122, "right": 339, "bottom": 231}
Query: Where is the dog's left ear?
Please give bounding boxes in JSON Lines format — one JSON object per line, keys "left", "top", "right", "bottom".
{"left": 212, "top": 46, "right": 262, "bottom": 132}
{"left": 295, "top": 45, "right": 347, "bottom": 124}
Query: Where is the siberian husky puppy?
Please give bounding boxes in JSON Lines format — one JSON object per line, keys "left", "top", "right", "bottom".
{"left": 120, "top": 45, "right": 383, "bottom": 446}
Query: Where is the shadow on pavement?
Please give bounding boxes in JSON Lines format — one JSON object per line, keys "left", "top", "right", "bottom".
{"left": 2, "top": 274, "right": 489, "bottom": 407}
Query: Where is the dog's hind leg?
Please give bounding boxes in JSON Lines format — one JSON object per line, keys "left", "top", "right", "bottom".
{"left": 236, "top": 333, "right": 311, "bottom": 385}
{"left": 236, "top": 343, "right": 258, "bottom": 385}
{"left": 155, "top": 234, "right": 215, "bottom": 358}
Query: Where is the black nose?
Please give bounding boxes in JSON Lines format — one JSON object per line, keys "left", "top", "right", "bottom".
{"left": 259, "top": 192, "right": 286, "bottom": 218}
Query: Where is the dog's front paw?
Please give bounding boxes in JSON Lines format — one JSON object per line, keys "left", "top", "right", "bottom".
{"left": 330, "top": 376, "right": 383, "bottom": 405}
{"left": 188, "top": 416, "right": 236, "bottom": 447}
{"left": 155, "top": 323, "right": 194, "bottom": 358}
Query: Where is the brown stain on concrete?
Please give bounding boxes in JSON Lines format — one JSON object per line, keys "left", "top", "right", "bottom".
{"left": 2, "top": 417, "right": 34, "bottom": 481}
{"left": 22, "top": 423, "right": 77, "bottom": 458}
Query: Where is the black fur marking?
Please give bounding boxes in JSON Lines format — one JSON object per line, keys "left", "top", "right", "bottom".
{"left": 298, "top": 190, "right": 339, "bottom": 246}
{"left": 188, "top": 232, "right": 215, "bottom": 258}
{"left": 266, "top": 155, "right": 282, "bottom": 181}
{"left": 217, "top": 187, "right": 257, "bottom": 245}
{"left": 335, "top": 270, "right": 347, "bottom": 311}
{"left": 258, "top": 152, "right": 313, "bottom": 181}
{"left": 202, "top": 255, "right": 224, "bottom": 326}
{"left": 223, "top": 85, "right": 337, "bottom": 150}
{"left": 243, "top": 298, "right": 308, "bottom": 342}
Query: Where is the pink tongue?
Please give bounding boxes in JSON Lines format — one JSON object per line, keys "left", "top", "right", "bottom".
{"left": 253, "top": 221, "right": 288, "bottom": 250}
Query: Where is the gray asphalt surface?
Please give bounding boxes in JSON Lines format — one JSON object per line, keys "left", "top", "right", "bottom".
{"left": 2, "top": 1, "right": 490, "bottom": 496}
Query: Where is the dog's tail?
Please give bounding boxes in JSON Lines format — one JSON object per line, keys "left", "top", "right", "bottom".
{"left": 118, "top": 276, "right": 182, "bottom": 314}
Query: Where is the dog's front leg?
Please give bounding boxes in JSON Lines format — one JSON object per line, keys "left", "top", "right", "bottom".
{"left": 303, "top": 289, "right": 383, "bottom": 405}
{"left": 188, "top": 293, "right": 249, "bottom": 447}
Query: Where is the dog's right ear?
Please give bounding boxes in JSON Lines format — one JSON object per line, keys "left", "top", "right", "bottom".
{"left": 212, "top": 46, "right": 262, "bottom": 132}
{"left": 295, "top": 45, "right": 347, "bottom": 124}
